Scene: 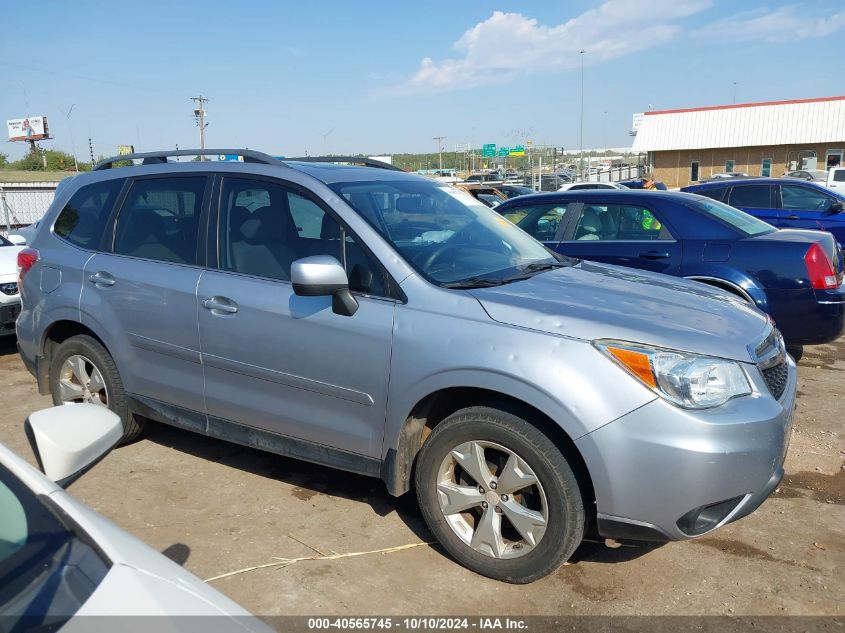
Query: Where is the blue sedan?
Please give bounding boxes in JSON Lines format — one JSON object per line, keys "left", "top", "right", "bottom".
{"left": 496, "top": 190, "right": 845, "bottom": 351}
{"left": 682, "top": 177, "right": 845, "bottom": 248}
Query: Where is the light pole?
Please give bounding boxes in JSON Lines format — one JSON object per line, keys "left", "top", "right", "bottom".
{"left": 433, "top": 136, "right": 445, "bottom": 171}
{"left": 732, "top": 81, "right": 738, "bottom": 105}
{"left": 579, "top": 50, "right": 586, "bottom": 180}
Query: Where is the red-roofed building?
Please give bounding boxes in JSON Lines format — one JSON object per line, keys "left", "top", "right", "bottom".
{"left": 630, "top": 96, "right": 845, "bottom": 187}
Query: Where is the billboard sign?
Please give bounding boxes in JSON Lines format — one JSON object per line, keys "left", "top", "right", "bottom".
{"left": 482, "top": 144, "right": 496, "bottom": 157}
{"left": 117, "top": 145, "right": 135, "bottom": 155}
{"left": 7, "top": 116, "right": 50, "bottom": 142}
{"left": 631, "top": 112, "right": 644, "bottom": 134}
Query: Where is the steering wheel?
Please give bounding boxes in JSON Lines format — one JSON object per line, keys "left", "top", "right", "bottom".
{"left": 422, "top": 243, "right": 467, "bottom": 272}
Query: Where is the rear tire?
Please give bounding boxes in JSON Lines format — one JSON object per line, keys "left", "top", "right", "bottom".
{"left": 415, "top": 405, "right": 584, "bottom": 583}
{"left": 49, "top": 334, "right": 143, "bottom": 443}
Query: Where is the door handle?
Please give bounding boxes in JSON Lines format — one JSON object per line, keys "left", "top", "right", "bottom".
{"left": 88, "top": 271, "right": 115, "bottom": 287}
{"left": 638, "top": 251, "right": 670, "bottom": 260}
{"left": 784, "top": 214, "right": 801, "bottom": 220}
{"left": 202, "top": 296, "right": 238, "bottom": 315}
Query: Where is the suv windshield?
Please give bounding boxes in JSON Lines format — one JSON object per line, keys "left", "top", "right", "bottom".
{"left": 686, "top": 197, "right": 776, "bottom": 237}
{"left": 329, "top": 178, "right": 564, "bottom": 286}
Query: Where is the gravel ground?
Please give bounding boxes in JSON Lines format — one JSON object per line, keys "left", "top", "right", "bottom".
{"left": 0, "top": 334, "right": 841, "bottom": 619}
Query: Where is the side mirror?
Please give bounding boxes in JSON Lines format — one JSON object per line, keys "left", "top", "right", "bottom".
{"left": 291, "top": 255, "right": 359, "bottom": 317}
{"left": 7, "top": 234, "right": 26, "bottom": 246}
{"left": 825, "top": 201, "right": 844, "bottom": 215}
{"left": 23, "top": 404, "right": 123, "bottom": 488}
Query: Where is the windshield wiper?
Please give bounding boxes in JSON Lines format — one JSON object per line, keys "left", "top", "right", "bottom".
{"left": 518, "top": 261, "right": 571, "bottom": 274}
{"left": 442, "top": 276, "right": 511, "bottom": 289}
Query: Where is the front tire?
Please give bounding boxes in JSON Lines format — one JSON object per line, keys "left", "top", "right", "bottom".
{"left": 415, "top": 405, "right": 584, "bottom": 583}
{"left": 49, "top": 334, "right": 143, "bottom": 443}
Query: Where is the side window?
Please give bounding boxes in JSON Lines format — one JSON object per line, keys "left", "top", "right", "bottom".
{"left": 220, "top": 178, "right": 388, "bottom": 296}
{"left": 53, "top": 179, "right": 124, "bottom": 249}
{"left": 781, "top": 185, "right": 835, "bottom": 211}
{"left": 834, "top": 170, "right": 845, "bottom": 182}
{"left": 695, "top": 187, "right": 727, "bottom": 202}
{"left": 729, "top": 185, "right": 772, "bottom": 208}
{"left": 570, "top": 205, "right": 669, "bottom": 241}
{"left": 503, "top": 204, "right": 569, "bottom": 241}
{"left": 114, "top": 177, "right": 206, "bottom": 264}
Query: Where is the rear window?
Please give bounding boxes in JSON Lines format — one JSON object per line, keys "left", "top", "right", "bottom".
{"left": 54, "top": 179, "right": 125, "bottom": 250}
{"left": 686, "top": 198, "right": 775, "bottom": 237}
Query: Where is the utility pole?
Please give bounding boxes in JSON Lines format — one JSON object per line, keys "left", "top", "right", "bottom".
{"left": 88, "top": 138, "right": 95, "bottom": 167}
{"left": 579, "top": 50, "right": 586, "bottom": 181}
{"left": 191, "top": 95, "right": 209, "bottom": 159}
{"left": 732, "top": 81, "right": 737, "bottom": 105}
{"left": 432, "top": 136, "right": 445, "bottom": 171}
{"left": 63, "top": 104, "right": 79, "bottom": 172}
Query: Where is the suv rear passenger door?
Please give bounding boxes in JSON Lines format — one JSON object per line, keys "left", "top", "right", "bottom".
{"left": 197, "top": 176, "right": 395, "bottom": 460}
{"left": 80, "top": 174, "right": 210, "bottom": 416}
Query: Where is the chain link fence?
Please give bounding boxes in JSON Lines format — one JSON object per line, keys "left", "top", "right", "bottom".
{"left": 0, "top": 182, "right": 59, "bottom": 236}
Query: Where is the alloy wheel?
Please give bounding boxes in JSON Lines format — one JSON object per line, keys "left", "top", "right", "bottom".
{"left": 58, "top": 354, "right": 109, "bottom": 406}
{"left": 436, "top": 440, "right": 548, "bottom": 559}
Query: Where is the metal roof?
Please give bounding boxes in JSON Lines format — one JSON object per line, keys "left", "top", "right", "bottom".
{"left": 631, "top": 96, "right": 845, "bottom": 152}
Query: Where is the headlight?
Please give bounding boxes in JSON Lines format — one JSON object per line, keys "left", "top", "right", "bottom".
{"left": 594, "top": 340, "right": 752, "bottom": 409}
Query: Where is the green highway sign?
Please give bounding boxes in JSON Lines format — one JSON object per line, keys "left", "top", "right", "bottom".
{"left": 510, "top": 145, "right": 525, "bottom": 156}
{"left": 482, "top": 143, "right": 496, "bottom": 157}
{"left": 497, "top": 147, "right": 510, "bottom": 156}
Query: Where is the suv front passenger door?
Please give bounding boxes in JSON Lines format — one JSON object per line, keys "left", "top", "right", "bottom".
{"left": 197, "top": 176, "right": 395, "bottom": 460}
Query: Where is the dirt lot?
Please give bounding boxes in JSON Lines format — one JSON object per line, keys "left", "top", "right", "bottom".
{"left": 0, "top": 335, "right": 842, "bottom": 618}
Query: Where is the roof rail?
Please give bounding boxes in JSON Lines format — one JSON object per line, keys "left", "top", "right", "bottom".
{"left": 93, "top": 149, "right": 287, "bottom": 171}
{"left": 283, "top": 156, "right": 404, "bottom": 172}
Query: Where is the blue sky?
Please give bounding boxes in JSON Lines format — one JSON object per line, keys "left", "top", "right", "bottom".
{"left": 1, "top": 0, "right": 844, "bottom": 161}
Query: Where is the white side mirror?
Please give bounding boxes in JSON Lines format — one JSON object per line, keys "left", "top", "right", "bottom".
{"left": 7, "top": 234, "right": 26, "bottom": 246}
{"left": 24, "top": 404, "right": 123, "bottom": 488}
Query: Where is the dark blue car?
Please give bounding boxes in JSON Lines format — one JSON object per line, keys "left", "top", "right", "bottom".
{"left": 496, "top": 190, "right": 845, "bottom": 351}
{"left": 681, "top": 177, "right": 845, "bottom": 248}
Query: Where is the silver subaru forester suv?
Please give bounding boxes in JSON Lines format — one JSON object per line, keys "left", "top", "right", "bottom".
{"left": 16, "top": 150, "right": 795, "bottom": 583}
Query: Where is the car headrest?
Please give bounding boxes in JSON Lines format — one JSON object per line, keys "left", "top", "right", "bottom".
{"left": 239, "top": 207, "right": 288, "bottom": 244}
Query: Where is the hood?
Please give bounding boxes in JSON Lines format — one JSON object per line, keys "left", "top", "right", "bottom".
{"left": 469, "top": 261, "right": 769, "bottom": 362}
{"left": 0, "top": 244, "right": 23, "bottom": 274}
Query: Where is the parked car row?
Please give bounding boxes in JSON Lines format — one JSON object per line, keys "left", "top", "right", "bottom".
{"left": 496, "top": 189, "right": 845, "bottom": 355}
{"left": 11, "top": 149, "right": 801, "bottom": 593}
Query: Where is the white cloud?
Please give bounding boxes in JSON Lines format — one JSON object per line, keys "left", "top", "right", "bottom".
{"left": 693, "top": 5, "right": 845, "bottom": 42}
{"left": 392, "top": 0, "right": 712, "bottom": 94}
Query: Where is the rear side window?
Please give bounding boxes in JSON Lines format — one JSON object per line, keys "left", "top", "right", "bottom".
{"left": 834, "top": 170, "right": 845, "bottom": 182}
{"left": 694, "top": 187, "right": 727, "bottom": 202}
{"left": 114, "top": 177, "right": 207, "bottom": 265}
{"left": 729, "top": 185, "right": 772, "bottom": 208}
{"left": 501, "top": 203, "right": 569, "bottom": 241}
{"left": 53, "top": 179, "right": 124, "bottom": 249}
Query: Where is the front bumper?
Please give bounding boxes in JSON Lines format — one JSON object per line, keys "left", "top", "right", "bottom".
{"left": 575, "top": 354, "right": 796, "bottom": 541}
{"left": 0, "top": 299, "right": 21, "bottom": 336}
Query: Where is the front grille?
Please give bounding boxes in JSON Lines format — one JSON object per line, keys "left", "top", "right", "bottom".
{"left": 762, "top": 361, "right": 788, "bottom": 400}
{"left": 0, "top": 282, "right": 17, "bottom": 296}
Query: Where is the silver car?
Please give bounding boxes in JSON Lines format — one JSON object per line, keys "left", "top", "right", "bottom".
{"left": 16, "top": 149, "right": 795, "bottom": 583}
